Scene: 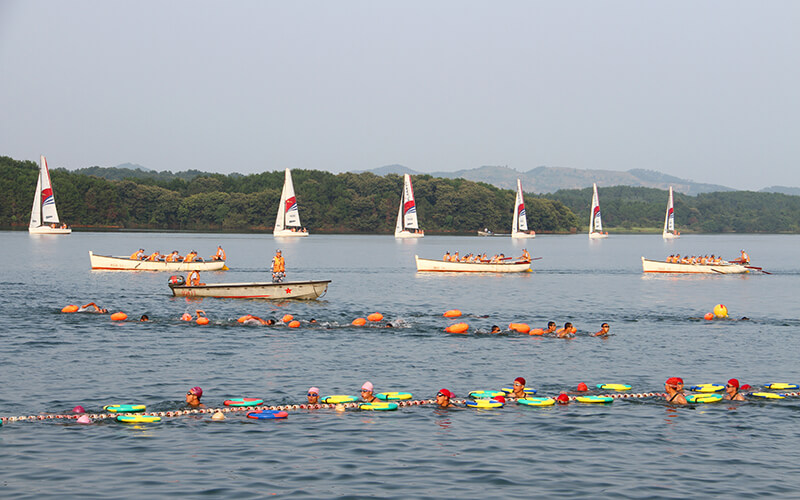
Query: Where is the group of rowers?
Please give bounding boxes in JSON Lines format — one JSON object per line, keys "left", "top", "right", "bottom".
{"left": 129, "top": 246, "right": 226, "bottom": 262}
{"left": 443, "top": 248, "right": 531, "bottom": 263}
{"left": 665, "top": 249, "right": 749, "bottom": 266}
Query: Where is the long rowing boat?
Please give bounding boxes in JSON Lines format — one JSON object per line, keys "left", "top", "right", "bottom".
{"left": 168, "top": 280, "right": 331, "bottom": 299}
{"left": 415, "top": 255, "right": 531, "bottom": 273}
{"left": 89, "top": 251, "right": 227, "bottom": 271}
{"left": 641, "top": 257, "right": 748, "bottom": 274}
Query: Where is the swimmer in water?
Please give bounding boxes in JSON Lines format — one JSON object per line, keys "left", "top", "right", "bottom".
{"left": 385, "top": 323, "right": 393, "bottom": 328}
{"left": 664, "top": 377, "right": 687, "bottom": 405}
{"left": 79, "top": 302, "right": 108, "bottom": 314}
{"left": 241, "top": 315, "right": 275, "bottom": 325}
{"left": 186, "top": 386, "right": 205, "bottom": 408}
{"left": 436, "top": 389, "right": 456, "bottom": 408}
{"left": 509, "top": 377, "right": 527, "bottom": 399}
{"left": 543, "top": 321, "right": 557, "bottom": 335}
{"left": 723, "top": 379, "right": 746, "bottom": 401}
{"left": 139, "top": 314, "right": 149, "bottom": 322}
{"left": 360, "top": 381, "right": 378, "bottom": 403}
{"left": 490, "top": 325, "right": 501, "bottom": 333}
{"left": 557, "top": 322, "right": 576, "bottom": 338}
{"left": 594, "top": 323, "right": 610, "bottom": 337}
{"left": 307, "top": 387, "right": 320, "bottom": 404}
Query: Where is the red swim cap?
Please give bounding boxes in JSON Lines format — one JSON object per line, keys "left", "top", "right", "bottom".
{"left": 727, "top": 379, "right": 740, "bottom": 389}
{"left": 438, "top": 389, "right": 454, "bottom": 399}
{"left": 514, "top": 377, "right": 526, "bottom": 386}
{"left": 189, "top": 386, "right": 203, "bottom": 397}
{"left": 556, "top": 393, "right": 569, "bottom": 404}
{"left": 740, "top": 384, "right": 752, "bottom": 391}
{"left": 576, "top": 383, "right": 588, "bottom": 392}
{"left": 492, "top": 395, "right": 506, "bottom": 403}
{"left": 665, "top": 377, "right": 683, "bottom": 386}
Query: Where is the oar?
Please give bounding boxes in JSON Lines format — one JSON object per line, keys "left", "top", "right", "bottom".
{"left": 710, "top": 268, "right": 724, "bottom": 274}
{"left": 746, "top": 265, "right": 771, "bottom": 275}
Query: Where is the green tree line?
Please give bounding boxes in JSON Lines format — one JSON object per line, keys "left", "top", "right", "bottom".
{"left": 545, "top": 185, "right": 800, "bottom": 233}
{"left": 1, "top": 156, "right": 579, "bottom": 233}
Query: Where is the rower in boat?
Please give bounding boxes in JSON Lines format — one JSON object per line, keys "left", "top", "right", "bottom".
{"left": 211, "top": 246, "right": 226, "bottom": 261}
{"left": 443, "top": 252, "right": 450, "bottom": 261}
{"left": 146, "top": 251, "right": 162, "bottom": 262}
{"left": 130, "top": 248, "right": 145, "bottom": 260}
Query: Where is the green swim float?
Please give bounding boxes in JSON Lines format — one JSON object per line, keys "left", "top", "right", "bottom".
{"left": 116, "top": 415, "right": 161, "bottom": 423}
{"left": 765, "top": 383, "right": 799, "bottom": 390}
{"left": 322, "top": 395, "right": 358, "bottom": 404}
{"left": 500, "top": 387, "right": 537, "bottom": 396}
{"left": 518, "top": 397, "right": 555, "bottom": 407}
{"left": 359, "top": 402, "right": 399, "bottom": 411}
{"left": 468, "top": 390, "right": 505, "bottom": 399}
{"left": 104, "top": 404, "right": 146, "bottom": 413}
{"left": 687, "top": 393, "right": 723, "bottom": 403}
{"left": 596, "top": 384, "right": 631, "bottom": 391}
{"left": 575, "top": 396, "right": 613, "bottom": 404}
{"left": 375, "top": 392, "right": 413, "bottom": 401}
{"left": 751, "top": 392, "right": 785, "bottom": 399}
{"left": 689, "top": 384, "right": 724, "bottom": 393}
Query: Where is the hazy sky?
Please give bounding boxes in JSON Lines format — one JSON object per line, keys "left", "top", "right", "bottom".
{"left": 2, "top": 1, "right": 798, "bottom": 190}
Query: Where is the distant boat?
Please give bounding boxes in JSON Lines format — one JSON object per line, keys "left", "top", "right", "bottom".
{"left": 89, "top": 251, "right": 226, "bottom": 271}
{"left": 511, "top": 179, "right": 535, "bottom": 239}
{"left": 415, "top": 255, "right": 530, "bottom": 273}
{"left": 641, "top": 257, "right": 747, "bottom": 274}
{"left": 274, "top": 168, "right": 308, "bottom": 237}
{"left": 168, "top": 279, "right": 330, "bottom": 299}
{"left": 29, "top": 155, "right": 71, "bottom": 234}
{"left": 477, "top": 228, "right": 494, "bottom": 236}
{"left": 588, "top": 183, "right": 608, "bottom": 239}
{"left": 662, "top": 186, "right": 679, "bottom": 239}
{"left": 395, "top": 174, "right": 424, "bottom": 238}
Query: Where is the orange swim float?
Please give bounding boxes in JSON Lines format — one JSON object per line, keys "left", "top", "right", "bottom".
{"left": 367, "top": 313, "right": 383, "bottom": 322}
{"left": 110, "top": 312, "right": 127, "bottom": 321}
{"left": 181, "top": 313, "right": 192, "bottom": 321}
{"left": 282, "top": 314, "right": 294, "bottom": 323}
{"left": 288, "top": 320, "right": 300, "bottom": 328}
{"left": 62, "top": 305, "right": 79, "bottom": 313}
{"left": 529, "top": 328, "right": 544, "bottom": 336}
{"left": 509, "top": 323, "right": 531, "bottom": 334}
{"left": 443, "top": 309, "right": 462, "bottom": 318}
{"left": 352, "top": 317, "right": 367, "bottom": 326}
{"left": 196, "top": 317, "right": 209, "bottom": 325}
{"left": 445, "top": 323, "right": 469, "bottom": 334}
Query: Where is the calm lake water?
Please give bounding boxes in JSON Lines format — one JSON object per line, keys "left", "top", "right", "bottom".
{"left": 2, "top": 231, "right": 800, "bottom": 498}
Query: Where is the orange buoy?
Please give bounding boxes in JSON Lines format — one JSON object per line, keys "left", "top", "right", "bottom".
{"left": 288, "top": 320, "right": 300, "bottom": 328}
{"left": 445, "top": 322, "right": 469, "bottom": 334}
{"left": 196, "top": 317, "right": 209, "bottom": 325}
{"left": 529, "top": 328, "right": 544, "bottom": 336}
{"left": 704, "top": 312, "right": 714, "bottom": 321}
{"left": 367, "top": 312, "right": 383, "bottom": 322}
{"left": 443, "top": 309, "right": 462, "bottom": 318}
{"left": 181, "top": 313, "right": 192, "bottom": 321}
{"left": 509, "top": 323, "right": 531, "bottom": 334}
{"left": 61, "top": 305, "right": 79, "bottom": 313}
{"left": 282, "top": 314, "right": 294, "bottom": 323}
{"left": 352, "top": 317, "right": 367, "bottom": 326}
{"left": 110, "top": 312, "right": 127, "bottom": 321}
{"left": 237, "top": 315, "right": 251, "bottom": 323}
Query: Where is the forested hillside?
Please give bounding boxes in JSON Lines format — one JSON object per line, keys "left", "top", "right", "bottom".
{"left": 1, "top": 156, "right": 579, "bottom": 233}
{"left": 546, "top": 186, "right": 800, "bottom": 233}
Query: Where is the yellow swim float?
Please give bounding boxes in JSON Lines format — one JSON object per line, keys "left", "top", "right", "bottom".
{"left": 375, "top": 392, "right": 413, "bottom": 401}
{"left": 322, "top": 395, "right": 358, "bottom": 404}
{"left": 689, "top": 384, "right": 725, "bottom": 393}
{"left": 575, "top": 396, "right": 613, "bottom": 404}
{"left": 687, "top": 393, "right": 723, "bottom": 403}
{"left": 751, "top": 392, "right": 785, "bottom": 399}
{"left": 765, "top": 383, "right": 799, "bottom": 390}
{"left": 517, "top": 397, "right": 555, "bottom": 407}
{"left": 465, "top": 399, "right": 504, "bottom": 409}
{"left": 596, "top": 384, "right": 631, "bottom": 391}
{"left": 116, "top": 415, "right": 161, "bottom": 423}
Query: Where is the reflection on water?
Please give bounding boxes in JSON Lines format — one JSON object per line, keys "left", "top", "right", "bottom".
{"left": 2, "top": 231, "right": 800, "bottom": 497}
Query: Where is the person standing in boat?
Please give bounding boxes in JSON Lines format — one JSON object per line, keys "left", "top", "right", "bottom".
{"left": 272, "top": 249, "right": 285, "bottom": 283}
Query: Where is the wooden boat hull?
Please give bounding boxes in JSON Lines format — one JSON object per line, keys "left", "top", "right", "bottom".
{"left": 641, "top": 257, "right": 748, "bottom": 274}
{"left": 274, "top": 229, "right": 309, "bottom": 237}
{"left": 29, "top": 226, "right": 71, "bottom": 234}
{"left": 168, "top": 280, "right": 331, "bottom": 299}
{"left": 89, "top": 251, "right": 226, "bottom": 271}
{"left": 416, "top": 255, "right": 530, "bottom": 273}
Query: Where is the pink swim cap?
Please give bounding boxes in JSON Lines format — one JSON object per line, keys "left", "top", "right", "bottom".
{"left": 73, "top": 405, "right": 86, "bottom": 414}
{"left": 189, "top": 386, "right": 203, "bottom": 397}
{"left": 361, "top": 381, "right": 373, "bottom": 392}
{"left": 308, "top": 387, "right": 320, "bottom": 395}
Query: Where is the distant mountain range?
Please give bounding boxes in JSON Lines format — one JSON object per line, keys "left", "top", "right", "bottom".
{"left": 66, "top": 162, "right": 798, "bottom": 196}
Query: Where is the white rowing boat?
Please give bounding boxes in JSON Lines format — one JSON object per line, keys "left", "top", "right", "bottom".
{"left": 641, "top": 257, "right": 748, "bottom": 274}
{"left": 168, "top": 280, "right": 331, "bottom": 299}
{"left": 415, "top": 255, "right": 530, "bottom": 273}
{"left": 89, "top": 251, "right": 227, "bottom": 271}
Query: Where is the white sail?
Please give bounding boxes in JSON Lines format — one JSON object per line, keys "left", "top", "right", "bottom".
{"left": 274, "top": 168, "right": 308, "bottom": 237}
{"left": 395, "top": 174, "right": 423, "bottom": 238}
{"left": 29, "top": 155, "right": 70, "bottom": 234}
{"left": 589, "top": 183, "right": 607, "bottom": 238}
{"left": 511, "top": 178, "right": 535, "bottom": 238}
{"left": 662, "top": 186, "right": 679, "bottom": 239}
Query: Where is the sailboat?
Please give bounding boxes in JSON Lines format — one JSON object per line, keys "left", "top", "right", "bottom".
{"left": 511, "top": 179, "right": 535, "bottom": 239}
{"left": 662, "top": 186, "right": 679, "bottom": 239}
{"left": 588, "top": 183, "right": 608, "bottom": 239}
{"left": 394, "top": 174, "right": 424, "bottom": 238}
{"left": 29, "top": 155, "right": 71, "bottom": 234}
{"left": 274, "top": 168, "right": 308, "bottom": 237}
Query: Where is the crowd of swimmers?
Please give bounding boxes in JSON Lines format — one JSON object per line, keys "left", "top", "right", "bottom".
{"left": 665, "top": 250, "right": 749, "bottom": 266}
{"left": 129, "top": 246, "right": 226, "bottom": 262}
{"left": 443, "top": 248, "right": 531, "bottom": 264}
{"left": 664, "top": 377, "right": 748, "bottom": 404}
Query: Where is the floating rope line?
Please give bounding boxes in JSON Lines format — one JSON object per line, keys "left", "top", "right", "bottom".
{"left": 1, "top": 391, "right": 790, "bottom": 425}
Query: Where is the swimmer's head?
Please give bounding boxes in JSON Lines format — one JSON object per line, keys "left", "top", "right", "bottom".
{"left": 189, "top": 386, "right": 203, "bottom": 398}
{"left": 665, "top": 377, "right": 683, "bottom": 388}
{"left": 514, "top": 377, "right": 526, "bottom": 387}
{"left": 308, "top": 387, "right": 320, "bottom": 396}
{"left": 548, "top": 321, "right": 556, "bottom": 328}
{"left": 139, "top": 314, "right": 149, "bottom": 322}
{"left": 72, "top": 405, "right": 85, "bottom": 414}
{"left": 556, "top": 393, "right": 570, "bottom": 404}
{"left": 727, "top": 379, "right": 740, "bottom": 389}
{"left": 492, "top": 395, "right": 505, "bottom": 403}
{"left": 437, "top": 389, "right": 454, "bottom": 399}
{"left": 577, "top": 383, "right": 589, "bottom": 392}
{"left": 490, "top": 325, "right": 500, "bottom": 333}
